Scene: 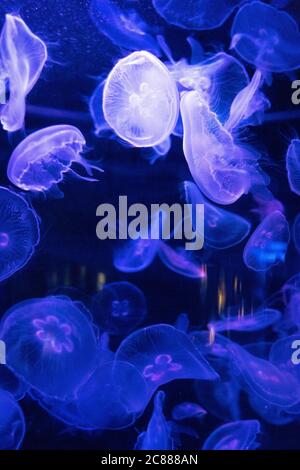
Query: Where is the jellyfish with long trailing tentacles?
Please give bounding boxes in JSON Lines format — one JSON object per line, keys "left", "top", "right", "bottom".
{"left": 231, "top": 1, "right": 300, "bottom": 72}
{"left": 7, "top": 125, "right": 102, "bottom": 198}
{"left": 202, "top": 420, "right": 261, "bottom": 450}
{"left": 0, "top": 187, "right": 40, "bottom": 282}
{"left": 0, "top": 14, "right": 47, "bottom": 132}
{"left": 0, "top": 296, "right": 98, "bottom": 400}
{"left": 102, "top": 51, "right": 179, "bottom": 147}
{"left": 0, "top": 389, "right": 25, "bottom": 449}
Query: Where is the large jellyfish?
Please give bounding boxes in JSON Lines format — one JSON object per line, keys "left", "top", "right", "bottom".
{"left": 0, "top": 389, "right": 25, "bottom": 450}
{"left": 152, "top": 0, "right": 245, "bottom": 31}
{"left": 91, "top": 281, "right": 147, "bottom": 335}
{"left": 7, "top": 125, "right": 101, "bottom": 198}
{"left": 115, "top": 324, "right": 218, "bottom": 397}
{"left": 102, "top": 51, "right": 179, "bottom": 147}
{"left": 208, "top": 308, "right": 281, "bottom": 333}
{"left": 0, "top": 187, "right": 40, "bottom": 282}
{"left": 231, "top": 1, "right": 300, "bottom": 72}
{"left": 243, "top": 211, "right": 290, "bottom": 271}
{"left": 0, "top": 14, "right": 47, "bottom": 132}
{"left": 286, "top": 139, "right": 300, "bottom": 196}
{"left": 0, "top": 296, "right": 98, "bottom": 400}
{"left": 202, "top": 420, "right": 261, "bottom": 450}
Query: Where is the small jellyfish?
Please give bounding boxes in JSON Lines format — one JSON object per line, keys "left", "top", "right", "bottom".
{"left": 116, "top": 324, "right": 218, "bottom": 397}
{"left": 102, "top": 51, "right": 179, "bottom": 147}
{"left": 208, "top": 308, "right": 281, "bottom": 333}
{"left": 7, "top": 125, "right": 101, "bottom": 198}
{"left": 0, "top": 390, "right": 25, "bottom": 450}
{"left": 135, "top": 391, "right": 173, "bottom": 450}
{"left": 231, "top": 1, "right": 300, "bottom": 72}
{"left": 113, "top": 238, "right": 159, "bottom": 273}
{"left": 292, "top": 212, "right": 300, "bottom": 255}
{"left": 152, "top": 0, "right": 245, "bottom": 31}
{"left": 0, "top": 187, "right": 40, "bottom": 282}
{"left": 286, "top": 139, "right": 300, "bottom": 196}
{"left": 172, "top": 402, "right": 206, "bottom": 422}
{"left": 0, "top": 14, "right": 47, "bottom": 131}
{"left": 158, "top": 242, "right": 206, "bottom": 279}
{"left": 91, "top": 281, "right": 147, "bottom": 335}
{"left": 243, "top": 211, "right": 290, "bottom": 271}
{"left": 202, "top": 420, "right": 261, "bottom": 450}
{"left": 182, "top": 181, "right": 251, "bottom": 249}
{"left": 0, "top": 296, "right": 98, "bottom": 400}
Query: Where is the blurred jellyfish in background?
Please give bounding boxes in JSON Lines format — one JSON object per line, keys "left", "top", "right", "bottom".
{"left": 152, "top": 0, "right": 245, "bottom": 31}
{"left": 7, "top": 125, "right": 102, "bottom": 198}
{"left": 91, "top": 281, "right": 147, "bottom": 335}
{"left": 0, "top": 296, "right": 98, "bottom": 400}
{"left": 202, "top": 420, "right": 261, "bottom": 450}
{"left": 89, "top": 0, "right": 161, "bottom": 54}
{"left": 286, "top": 139, "right": 300, "bottom": 196}
{"left": 231, "top": 1, "right": 300, "bottom": 72}
{"left": 102, "top": 51, "right": 179, "bottom": 147}
{"left": 0, "top": 389, "right": 25, "bottom": 450}
{"left": 0, "top": 14, "right": 47, "bottom": 132}
{"left": 0, "top": 187, "right": 40, "bottom": 282}
{"left": 158, "top": 242, "right": 207, "bottom": 279}
{"left": 243, "top": 211, "right": 290, "bottom": 272}
{"left": 172, "top": 402, "right": 207, "bottom": 422}
{"left": 208, "top": 308, "right": 281, "bottom": 333}
{"left": 113, "top": 238, "right": 159, "bottom": 272}
{"left": 292, "top": 213, "right": 300, "bottom": 254}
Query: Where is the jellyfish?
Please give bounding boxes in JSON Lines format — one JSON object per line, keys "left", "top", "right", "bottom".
{"left": 152, "top": 0, "right": 245, "bottom": 31}
{"left": 158, "top": 242, "right": 206, "bottom": 278}
{"left": 91, "top": 281, "right": 147, "bottom": 335}
{"left": 172, "top": 402, "right": 206, "bottom": 422}
{"left": 248, "top": 394, "right": 296, "bottom": 426}
{"left": 0, "top": 14, "right": 47, "bottom": 132}
{"left": 113, "top": 238, "right": 159, "bottom": 272}
{"left": 243, "top": 211, "right": 290, "bottom": 271}
{"left": 7, "top": 125, "right": 102, "bottom": 198}
{"left": 0, "top": 296, "right": 98, "bottom": 400}
{"left": 0, "top": 389, "right": 25, "bottom": 450}
{"left": 102, "top": 51, "right": 179, "bottom": 147}
{"left": 182, "top": 181, "right": 251, "bottom": 249}
{"left": 0, "top": 187, "right": 40, "bottom": 282}
{"left": 231, "top": 1, "right": 300, "bottom": 72}
{"left": 89, "top": 0, "right": 160, "bottom": 54}
{"left": 135, "top": 391, "right": 173, "bottom": 450}
{"left": 202, "top": 420, "right": 261, "bottom": 450}
{"left": 0, "top": 366, "right": 29, "bottom": 400}
{"left": 115, "top": 324, "right": 218, "bottom": 397}
{"left": 208, "top": 308, "right": 281, "bottom": 333}
{"left": 286, "top": 139, "right": 300, "bottom": 196}
{"left": 292, "top": 213, "right": 300, "bottom": 254}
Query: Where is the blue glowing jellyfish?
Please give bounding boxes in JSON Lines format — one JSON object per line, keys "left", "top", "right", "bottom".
{"left": 135, "top": 391, "right": 173, "bottom": 450}
{"left": 113, "top": 238, "right": 159, "bottom": 272}
{"left": 248, "top": 394, "right": 295, "bottom": 426}
{"left": 152, "top": 0, "right": 245, "bottom": 31}
{"left": 172, "top": 402, "right": 206, "bottom": 422}
{"left": 0, "top": 14, "right": 47, "bottom": 132}
{"left": 286, "top": 140, "right": 300, "bottom": 196}
{"left": 91, "top": 281, "right": 147, "bottom": 335}
{"left": 116, "top": 324, "right": 218, "bottom": 397}
{"left": 0, "top": 389, "right": 25, "bottom": 449}
{"left": 231, "top": 1, "right": 300, "bottom": 72}
{"left": 102, "top": 51, "right": 179, "bottom": 147}
{"left": 0, "top": 296, "right": 98, "bottom": 400}
{"left": 270, "top": 335, "right": 300, "bottom": 384}
{"left": 0, "top": 187, "right": 40, "bottom": 282}
{"left": 243, "top": 211, "right": 290, "bottom": 271}
{"left": 182, "top": 181, "right": 251, "bottom": 249}
{"left": 202, "top": 420, "right": 261, "bottom": 450}
{"left": 7, "top": 125, "right": 102, "bottom": 198}
{"left": 90, "top": 0, "right": 160, "bottom": 54}
{"left": 208, "top": 308, "right": 281, "bottom": 333}
{"left": 158, "top": 242, "right": 206, "bottom": 279}
{"left": 292, "top": 213, "right": 300, "bottom": 255}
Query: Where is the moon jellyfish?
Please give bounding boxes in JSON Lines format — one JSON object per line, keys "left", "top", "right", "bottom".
{"left": 7, "top": 125, "right": 101, "bottom": 198}
{"left": 102, "top": 51, "right": 179, "bottom": 147}
{"left": 0, "top": 187, "right": 40, "bottom": 282}
{"left": 152, "top": 0, "right": 245, "bottom": 31}
{"left": 158, "top": 242, "right": 206, "bottom": 279}
{"left": 208, "top": 308, "right": 281, "bottom": 333}
{"left": 135, "top": 391, "right": 173, "bottom": 450}
{"left": 116, "top": 324, "right": 218, "bottom": 397}
{"left": 231, "top": 1, "right": 300, "bottom": 72}
{"left": 113, "top": 238, "right": 159, "bottom": 272}
{"left": 0, "top": 389, "right": 25, "bottom": 449}
{"left": 286, "top": 139, "right": 300, "bottom": 196}
{"left": 172, "top": 402, "right": 206, "bottom": 422}
{"left": 249, "top": 394, "right": 296, "bottom": 426}
{"left": 0, "top": 296, "right": 98, "bottom": 400}
{"left": 243, "top": 211, "right": 290, "bottom": 271}
{"left": 91, "top": 281, "right": 147, "bottom": 335}
{"left": 202, "top": 420, "right": 261, "bottom": 450}
{"left": 182, "top": 181, "right": 251, "bottom": 249}
{"left": 0, "top": 14, "right": 47, "bottom": 132}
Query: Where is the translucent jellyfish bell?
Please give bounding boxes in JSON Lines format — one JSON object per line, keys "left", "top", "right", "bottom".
{"left": 202, "top": 420, "right": 261, "bottom": 450}
{"left": 208, "top": 308, "right": 281, "bottom": 333}
{"left": 0, "top": 14, "right": 47, "bottom": 131}
{"left": 113, "top": 238, "right": 159, "bottom": 272}
{"left": 7, "top": 125, "right": 101, "bottom": 198}
{"left": 286, "top": 139, "right": 300, "bottom": 196}
{"left": 172, "top": 402, "right": 207, "bottom": 422}
{"left": 102, "top": 51, "right": 179, "bottom": 147}
{"left": 0, "top": 389, "right": 25, "bottom": 450}
{"left": 0, "top": 187, "right": 40, "bottom": 282}
{"left": 0, "top": 296, "right": 98, "bottom": 400}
